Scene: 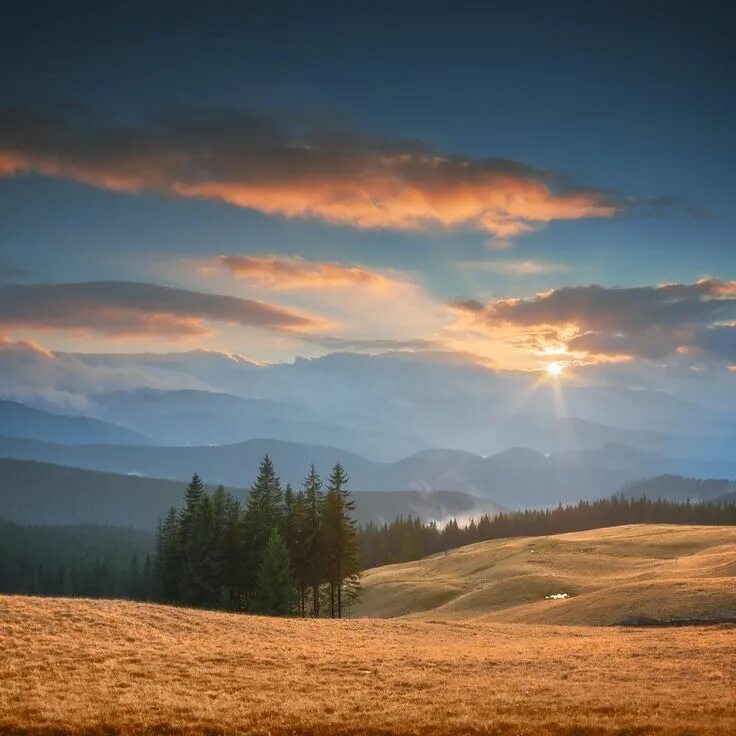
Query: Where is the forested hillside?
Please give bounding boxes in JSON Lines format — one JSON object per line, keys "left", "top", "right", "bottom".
{"left": 621, "top": 474, "right": 734, "bottom": 502}
{"left": 0, "top": 457, "right": 491, "bottom": 528}
{"left": 0, "top": 519, "right": 153, "bottom": 598}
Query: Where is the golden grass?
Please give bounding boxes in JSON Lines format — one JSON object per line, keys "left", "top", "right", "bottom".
{"left": 2, "top": 525, "right": 735, "bottom": 735}
{"left": 1, "top": 594, "right": 735, "bottom": 736}
{"left": 356, "top": 524, "right": 736, "bottom": 624}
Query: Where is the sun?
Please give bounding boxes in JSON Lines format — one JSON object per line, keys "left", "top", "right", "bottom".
{"left": 546, "top": 362, "right": 563, "bottom": 377}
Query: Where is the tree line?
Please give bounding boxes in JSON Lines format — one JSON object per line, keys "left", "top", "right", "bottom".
{"left": 0, "top": 519, "right": 154, "bottom": 599}
{"left": 3, "top": 485, "right": 735, "bottom": 605}
{"left": 156, "top": 456, "right": 361, "bottom": 616}
{"left": 359, "top": 493, "right": 736, "bottom": 568}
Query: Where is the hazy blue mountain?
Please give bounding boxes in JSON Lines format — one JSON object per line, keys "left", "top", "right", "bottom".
{"left": 10, "top": 349, "right": 736, "bottom": 463}
{"left": 0, "top": 458, "right": 497, "bottom": 529}
{"left": 0, "top": 399, "right": 151, "bottom": 446}
{"left": 4, "top": 435, "right": 733, "bottom": 508}
{"left": 92, "top": 388, "right": 421, "bottom": 459}
{"left": 620, "top": 474, "right": 735, "bottom": 503}
{"left": 481, "top": 415, "right": 735, "bottom": 462}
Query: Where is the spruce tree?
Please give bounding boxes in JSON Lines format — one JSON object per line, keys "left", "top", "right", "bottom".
{"left": 254, "top": 528, "right": 297, "bottom": 616}
{"left": 323, "top": 463, "right": 361, "bottom": 618}
{"left": 243, "top": 455, "right": 283, "bottom": 606}
{"left": 302, "top": 463, "right": 324, "bottom": 616}
{"left": 180, "top": 477, "right": 214, "bottom": 607}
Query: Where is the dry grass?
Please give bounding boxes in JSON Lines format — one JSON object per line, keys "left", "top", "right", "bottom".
{"left": 2, "top": 525, "right": 735, "bottom": 735}
{"left": 356, "top": 524, "right": 736, "bottom": 624}
{"left": 1, "top": 594, "right": 735, "bottom": 736}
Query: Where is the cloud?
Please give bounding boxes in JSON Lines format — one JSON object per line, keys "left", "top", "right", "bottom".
{"left": 214, "top": 254, "right": 400, "bottom": 291}
{"left": 455, "top": 278, "right": 736, "bottom": 364}
{"left": 0, "top": 281, "right": 323, "bottom": 339}
{"left": 457, "top": 259, "right": 569, "bottom": 276}
{"left": 0, "top": 337, "right": 218, "bottom": 412}
{"left": 0, "top": 106, "right": 622, "bottom": 242}
{"left": 301, "top": 335, "right": 445, "bottom": 351}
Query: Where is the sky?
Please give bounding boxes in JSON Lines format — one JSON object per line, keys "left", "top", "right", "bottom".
{"left": 1, "top": 1, "right": 734, "bottom": 379}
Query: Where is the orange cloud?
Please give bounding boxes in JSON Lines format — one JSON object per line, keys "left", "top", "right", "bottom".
{"left": 0, "top": 281, "right": 325, "bottom": 340}
{"left": 215, "top": 255, "right": 400, "bottom": 292}
{"left": 456, "top": 259, "right": 569, "bottom": 276}
{"left": 0, "top": 108, "right": 623, "bottom": 242}
{"left": 453, "top": 279, "right": 736, "bottom": 364}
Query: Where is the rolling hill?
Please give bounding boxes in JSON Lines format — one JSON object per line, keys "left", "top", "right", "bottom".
{"left": 0, "top": 458, "right": 497, "bottom": 529}
{"left": 0, "top": 399, "right": 151, "bottom": 445}
{"left": 355, "top": 524, "right": 736, "bottom": 625}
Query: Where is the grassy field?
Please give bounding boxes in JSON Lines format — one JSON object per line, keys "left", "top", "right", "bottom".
{"left": 1, "top": 524, "right": 735, "bottom": 735}
{"left": 356, "top": 524, "right": 736, "bottom": 624}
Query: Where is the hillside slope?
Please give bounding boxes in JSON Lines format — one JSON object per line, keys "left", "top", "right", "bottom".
{"left": 355, "top": 524, "right": 736, "bottom": 625}
{"left": 1, "top": 595, "right": 734, "bottom": 736}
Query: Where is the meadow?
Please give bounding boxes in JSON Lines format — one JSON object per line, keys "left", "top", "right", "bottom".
{"left": 1, "top": 524, "right": 735, "bottom": 736}
{"left": 356, "top": 524, "right": 736, "bottom": 624}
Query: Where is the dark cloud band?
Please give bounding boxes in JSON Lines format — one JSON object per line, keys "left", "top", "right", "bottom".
{"left": 0, "top": 281, "right": 320, "bottom": 338}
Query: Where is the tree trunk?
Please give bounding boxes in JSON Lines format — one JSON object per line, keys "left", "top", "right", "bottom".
{"left": 337, "top": 583, "right": 342, "bottom": 619}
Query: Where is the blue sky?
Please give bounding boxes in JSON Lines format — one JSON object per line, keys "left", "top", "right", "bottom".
{"left": 0, "top": 1, "right": 734, "bottom": 372}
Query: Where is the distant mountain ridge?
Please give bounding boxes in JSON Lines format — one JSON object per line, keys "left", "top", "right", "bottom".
{"left": 620, "top": 474, "right": 735, "bottom": 503}
{"left": 0, "top": 458, "right": 498, "bottom": 530}
{"left": 2, "top": 435, "right": 734, "bottom": 508}
{"left": 0, "top": 399, "right": 152, "bottom": 446}
{"left": 10, "top": 349, "right": 736, "bottom": 462}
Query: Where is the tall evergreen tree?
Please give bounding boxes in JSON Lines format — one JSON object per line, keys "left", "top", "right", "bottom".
{"left": 302, "top": 463, "right": 324, "bottom": 616}
{"left": 322, "top": 463, "right": 361, "bottom": 618}
{"left": 243, "top": 455, "right": 283, "bottom": 606}
{"left": 254, "top": 528, "right": 297, "bottom": 616}
{"left": 179, "top": 476, "right": 214, "bottom": 606}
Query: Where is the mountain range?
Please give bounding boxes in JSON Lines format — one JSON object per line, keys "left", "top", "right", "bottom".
{"left": 0, "top": 458, "right": 498, "bottom": 530}
{"left": 2, "top": 435, "right": 734, "bottom": 509}
{"left": 0, "top": 399, "right": 152, "bottom": 446}
{"left": 2, "top": 350, "right": 735, "bottom": 511}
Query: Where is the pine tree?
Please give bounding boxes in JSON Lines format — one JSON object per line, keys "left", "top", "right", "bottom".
{"left": 302, "top": 464, "right": 324, "bottom": 616}
{"left": 322, "top": 463, "right": 361, "bottom": 618}
{"left": 179, "top": 476, "right": 214, "bottom": 607}
{"left": 254, "top": 528, "right": 297, "bottom": 616}
{"left": 243, "top": 455, "right": 284, "bottom": 607}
